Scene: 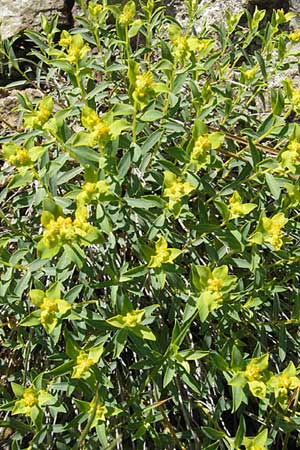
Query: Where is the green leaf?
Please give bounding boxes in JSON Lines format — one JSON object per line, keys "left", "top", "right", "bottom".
{"left": 201, "top": 427, "right": 225, "bottom": 440}
{"left": 163, "top": 364, "right": 175, "bottom": 388}
{"left": 131, "top": 325, "right": 156, "bottom": 341}
{"left": 265, "top": 172, "right": 281, "bottom": 200}
{"left": 7, "top": 171, "right": 34, "bottom": 190}
{"left": 11, "top": 383, "right": 25, "bottom": 398}
{"left": 140, "top": 110, "right": 164, "bottom": 122}
{"left": 113, "top": 329, "right": 128, "bottom": 359}
{"left": 19, "top": 311, "right": 41, "bottom": 327}
{"left": 128, "top": 19, "right": 143, "bottom": 38}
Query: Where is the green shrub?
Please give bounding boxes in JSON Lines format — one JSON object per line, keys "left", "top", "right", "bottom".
{"left": 1, "top": 1, "right": 300, "bottom": 448}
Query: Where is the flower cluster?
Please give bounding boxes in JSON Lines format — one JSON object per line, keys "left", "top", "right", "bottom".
{"left": 230, "top": 355, "right": 300, "bottom": 408}
{"left": 249, "top": 212, "right": 287, "bottom": 251}
{"left": 11, "top": 384, "right": 53, "bottom": 418}
{"left": 192, "top": 265, "right": 237, "bottom": 322}
{"left": 169, "top": 26, "right": 213, "bottom": 63}
{"left": 109, "top": 310, "right": 144, "bottom": 328}
{"left": 148, "top": 236, "right": 181, "bottom": 268}
{"left": 262, "top": 212, "right": 287, "bottom": 250}
{"left": 289, "top": 29, "right": 300, "bottom": 43}
{"left": 37, "top": 206, "right": 96, "bottom": 258}
{"left": 23, "top": 96, "right": 53, "bottom": 129}
{"left": 119, "top": 1, "right": 136, "bottom": 26}
{"left": 190, "top": 135, "right": 211, "bottom": 169}
{"left": 88, "top": 1, "right": 103, "bottom": 19}
{"left": 106, "top": 308, "right": 156, "bottom": 341}
{"left": 2, "top": 143, "right": 32, "bottom": 167}
{"left": 228, "top": 191, "right": 257, "bottom": 220}
{"left": 72, "top": 346, "right": 103, "bottom": 379}
{"left": 279, "top": 139, "right": 300, "bottom": 173}
{"left": 29, "top": 284, "right": 71, "bottom": 334}
{"left": 133, "top": 71, "right": 155, "bottom": 108}
{"left": 77, "top": 180, "right": 110, "bottom": 205}
{"left": 163, "top": 170, "right": 194, "bottom": 210}
{"left": 59, "top": 31, "right": 90, "bottom": 65}
{"left": 81, "top": 105, "right": 111, "bottom": 146}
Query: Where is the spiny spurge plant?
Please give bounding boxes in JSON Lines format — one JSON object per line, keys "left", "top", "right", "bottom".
{"left": 1, "top": 0, "right": 300, "bottom": 449}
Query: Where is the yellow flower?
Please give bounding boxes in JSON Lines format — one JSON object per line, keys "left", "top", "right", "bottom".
{"left": 73, "top": 205, "right": 93, "bottom": 236}
{"left": 148, "top": 236, "right": 181, "bottom": 268}
{"left": 2, "top": 143, "right": 32, "bottom": 167}
{"left": 207, "top": 277, "right": 223, "bottom": 294}
{"left": 123, "top": 310, "right": 144, "bottom": 327}
{"left": 29, "top": 284, "right": 71, "bottom": 334}
{"left": 190, "top": 135, "right": 211, "bottom": 169}
{"left": 173, "top": 35, "right": 190, "bottom": 61}
{"left": 95, "top": 403, "right": 107, "bottom": 422}
{"left": 279, "top": 140, "right": 300, "bottom": 173}
{"left": 163, "top": 171, "right": 194, "bottom": 208}
{"left": 244, "top": 363, "right": 261, "bottom": 382}
{"left": 59, "top": 30, "right": 72, "bottom": 48}
{"left": 133, "top": 71, "right": 155, "bottom": 107}
{"left": 88, "top": 1, "right": 103, "bottom": 18}
{"left": 12, "top": 387, "right": 38, "bottom": 416}
{"left": 119, "top": 1, "right": 136, "bottom": 26}
{"left": 88, "top": 398, "right": 109, "bottom": 429}
{"left": 81, "top": 106, "right": 111, "bottom": 145}
{"left": 169, "top": 26, "right": 212, "bottom": 64}
{"left": 106, "top": 309, "right": 146, "bottom": 330}
{"left": 23, "top": 390, "right": 38, "bottom": 407}
{"left": 262, "top": 212, "right": 287, "bottom": 250}
{"left": 77, "top": 180, "right": 110, "bottom": 205}
{"left": 23, "top": 96, "right": 53, "bottom": 129}
{"left": 228, "top": 191, "right": 257, "bottom": 219}
{"left": 72, "top": 346, "right": 103, "bottom": 379}
{"left": 269, "top": 362, "right": 300, "bottom": 399}
{"left": 289, "top": 29, "right": 300, "bottom": 43}
{"left": 37, "top": 205, "right": 96, "bottom": 259}
{"left": 43, "top": 216, "right": 75, "bottom": 247}
{"left": 73, "top": 352, "right": 95, "bottom": 378}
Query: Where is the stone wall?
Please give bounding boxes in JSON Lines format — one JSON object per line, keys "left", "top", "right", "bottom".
{"left": 0, "top": 0, "right": 74, "bottom": 40}
{"left": 0, "top": 1, "right": 299, "bottom": 41}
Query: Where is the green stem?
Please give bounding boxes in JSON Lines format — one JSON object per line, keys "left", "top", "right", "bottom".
{"left": 132, "top": 101, "right": 137, "bottom": 143}
{"left": 75, "top": 66, "right": 87, "bottom": 103}
{"left": 282, "top": 431, "right": 290, "bottom": 450}
{"left": 72, "top": 385, "right": 100, "bottom": 450}
{"left": 32, "top": 168, "right": 52, "bottom": 197}
{"left": 94, "top": 26, "right": 107, "bottom": 71}
{"left": 23, "top": 329, "right": 33, "bottom": 385}
{"left": 125, "top": 25, "right": 130, "bottom": 63}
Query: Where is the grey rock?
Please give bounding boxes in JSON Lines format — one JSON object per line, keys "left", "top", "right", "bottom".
{"left": 0, "top": 88, "right": 42, "bottom": 133}
{"left": 195, "top": 0, "right": 248, "bottom": 31}
{"left": 0, "top": 0, "right": 74, "bottom": 40}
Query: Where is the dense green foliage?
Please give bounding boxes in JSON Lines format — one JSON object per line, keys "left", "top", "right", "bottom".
{"left": 1, "top": 0, "right": 300, "bottom": 448}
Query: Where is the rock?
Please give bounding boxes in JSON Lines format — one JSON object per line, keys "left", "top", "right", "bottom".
{"left": 249, "top": 0, "right": 289, "bottom": 9}
{"left": 0, "top": 88, "right": 42, "bottom": 132}
{"left": 195, "top": 0, "right": 248, "bottom": 30}
{"left": 0, "top": 0, "right": 74, "bottom": 40}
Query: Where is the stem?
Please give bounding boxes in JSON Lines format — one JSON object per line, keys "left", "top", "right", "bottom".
{"left": 125, "top": 25, "right": 130, "bottom": 63}
{"left": 32, "top": 168, "right": 52, "bottom": 197}
{"left": 282, "top": 431, "right": 290, "bottom": 450}
{"left": 23, "top": 329, "right": 33, "bottom": 385}
{"left": 94, "top": 26, "right": 107, "bottom": 71}
{"left": 75, "top": 66, "right": 87, "bottom": 103}
{"left": 72, "top": 385, "right": 100, "bottom": 450}
{"left": 132, "top": 101, "right": 137, "bottom": 143}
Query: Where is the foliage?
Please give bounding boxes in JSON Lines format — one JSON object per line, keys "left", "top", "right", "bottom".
{"left": 1, "top": 0, "right": 300, "bottom": 448}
